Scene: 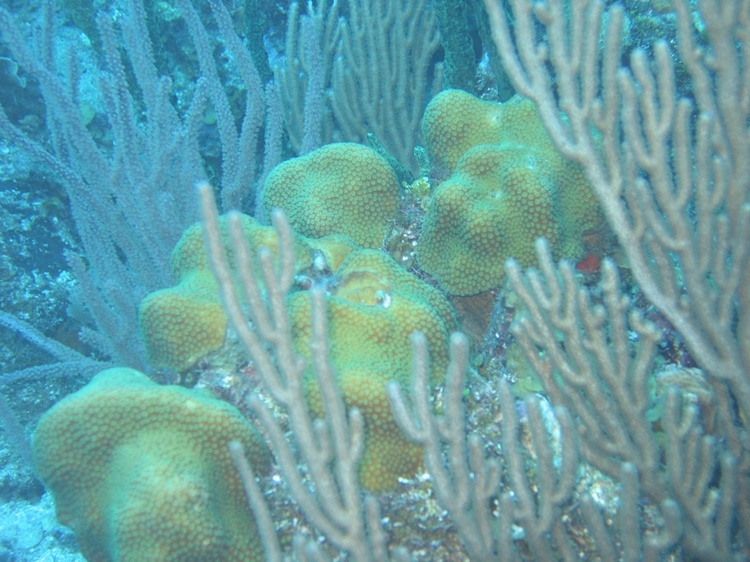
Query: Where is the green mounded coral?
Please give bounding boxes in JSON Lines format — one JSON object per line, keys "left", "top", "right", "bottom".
{"left": 32, "top": 367, "right": 270, "bottom": 562}
{"left": 417, "top": 89, "right": 602, "bottom": 295}
{"left": 261, "top": 143, "right": 401, "bottom": 248}
{"left": 422, "top": 88, "right": 507, "bottom": 174}
{"left": 288, "top": 249, "right": 457, "bottom": 492}
{"left": 139, "top": 213, "right": 358, "bottom": 373}
{"left": 138, "top": 213, "right": 305, "bottom": 373}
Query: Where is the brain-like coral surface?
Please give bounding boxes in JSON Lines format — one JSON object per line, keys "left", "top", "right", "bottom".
{"left": 417, "top": 90, "right": 602, "bottom": 295}
{"left": 32, "top": 367, "right": 270, "bottom": 562}
{"left": 139, "top": 214, "right": 358, "bottom": 372}
{"left": 261, "top": 143, "right": 401, "bottom": 248}
{"left": 288, "top": 249, "right": 457, "bottom": 491}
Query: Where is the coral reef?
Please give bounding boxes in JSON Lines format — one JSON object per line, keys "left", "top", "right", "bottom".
{"left": 417, "top": 90, "right": 602, "bottom": 295}
{"left": 32, "top": 367, "right": 270, "bottom": 561}
{"left": 140, "top": 204, "right": 458, "bottom": 492}
{"left": 3, "top": 0, "right": 746, "bottom": 558}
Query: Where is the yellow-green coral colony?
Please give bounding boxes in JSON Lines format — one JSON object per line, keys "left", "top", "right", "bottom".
{"left": 138, "top": 214, "right": 457, "bottom": 491}
{"left": 135, "top": 91, "right": 602, "bottom": 491}
{"left": 417, "top": 89, "right": 603, "bottom": 296}
{"left": 287, "top": 249, "right": 457, "bottom": 491}
{"left": 138, "top": 213, "right": 358, "bottom": 373}
{"left": 261, "top": 143, "right": 401, "bottom": 248}
{"left": 32, "top": 368, "right": 271, "bottom": 562}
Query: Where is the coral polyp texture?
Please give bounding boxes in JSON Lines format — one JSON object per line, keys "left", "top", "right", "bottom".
{"left": 261, "top": 143, "right": 401, "bottom": 248}
{"left": 417, "top": 89, "right": 603, "bottom": 295}
{"left": 138, "top": 214, "right": 293, "bottom": 373}
{"left": 139, "top": 213, "right": 358, "bottom": 372}
{"left": 32, "top": 367, "right": 270, "bottom": 562}
{"left": 421, "top": 89, "right": 506, "bottom": 174}
{"left": 288, "top": 249, "right": 457, "bottom": 491}
{"left": 138, "top": 267, "right": 228, "bottom": 373}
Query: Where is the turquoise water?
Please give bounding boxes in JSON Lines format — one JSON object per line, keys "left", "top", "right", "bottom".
{"left": 1, "top": 0, "right": 744, "bottom": 560}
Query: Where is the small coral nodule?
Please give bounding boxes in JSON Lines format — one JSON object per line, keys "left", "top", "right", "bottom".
{"left": 32, "top": 368, "right": 270, "bottom": 562}
{"left": 261, "top": 142, "right": 401, "bottom": 249}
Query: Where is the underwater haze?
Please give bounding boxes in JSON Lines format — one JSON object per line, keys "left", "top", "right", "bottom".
{"left": 1, "top": 0, "right": 748, "bottom": 560}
